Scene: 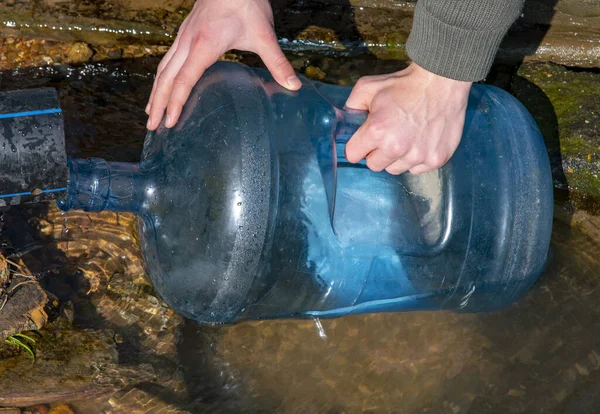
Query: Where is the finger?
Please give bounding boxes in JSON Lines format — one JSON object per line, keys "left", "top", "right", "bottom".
{"left": 344, "top": 76, "right": 380, "bottom": 111}
{"left": 409, "top": 150, "right": 451, "bottom": 174}
{"left": 146, "top": 42, "right": 193, "bottom": 130}
{"left": 384, "top": 148, "right": 425, "bottom": 175}
{"left": 384, "top": 159, "right": 412, "bottom": 175}
{"left": 146, "top": 53, "right": 172, "bottom": 115}
{"left": 166, "top": 45, "right": 223, "bottom": 128}
{"left": 364, "top": 149, "right": 397, "bottom": 172}
{"left": 147, "top": 48, "right": 177, "bottom": 114}
{"left": 263, "top": 81, "right": 294, "bottom": 97}
{"left": 408, "top": 163, "right": 435, "bottom": 175}
{"left": 257, "top": 36, "right": 301, "bottom": 90}
{"left": 344, "top": 122, "right": 379, "bottom": 164}
{"left": 146, "top": 17, "right": 191, "bottom": 114}
{"left": 146, "top": 81, "right": 157, "bottom": 115}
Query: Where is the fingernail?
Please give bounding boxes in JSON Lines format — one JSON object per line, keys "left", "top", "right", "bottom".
{"left": 145, "top": 103, "right": 150, "bottom": 114}
{"left": 166, "top": 114, "right": 172, "bottom": 128}
{"left": 146, "top": 118, "right": 153, "bottom": 130}
{"left": 287, "top": 76, "right": 301, "bottom": 89}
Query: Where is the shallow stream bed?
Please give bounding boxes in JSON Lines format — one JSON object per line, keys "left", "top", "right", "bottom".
{"left": 0, "top": 55, "right": 599, "bottom": 413}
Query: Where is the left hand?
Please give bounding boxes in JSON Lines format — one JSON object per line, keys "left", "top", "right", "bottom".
{"left": 344, "top": 62, "right": 472, "bottom": 175}
{"left": 145, "top": 0, "right": 300, "bottom": 131}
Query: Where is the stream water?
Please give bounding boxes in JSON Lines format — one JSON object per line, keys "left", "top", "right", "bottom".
{"left": 1, "top": 56, "right": 600, "bottom": 413}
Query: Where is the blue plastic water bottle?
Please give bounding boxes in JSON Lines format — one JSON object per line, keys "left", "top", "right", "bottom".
{"left": 56, "top": 61, "right": 553, "bottom": 324}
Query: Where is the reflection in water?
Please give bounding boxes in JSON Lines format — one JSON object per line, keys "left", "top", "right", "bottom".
{"left": 0, "top": 58, "right": 599, "bottom": 412}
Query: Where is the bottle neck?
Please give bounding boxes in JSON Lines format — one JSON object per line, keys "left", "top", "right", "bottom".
{"left": 57, "top": 157, "right": 148, "bottom": 214}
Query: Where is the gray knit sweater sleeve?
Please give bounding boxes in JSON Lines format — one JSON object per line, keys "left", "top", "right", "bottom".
{"left": 406, "top": 0, "right": 525, "bottom": 82}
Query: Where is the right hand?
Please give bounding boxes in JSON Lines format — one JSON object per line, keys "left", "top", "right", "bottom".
{"left": 145, "top": 0, "right": 301, "bottom": 130}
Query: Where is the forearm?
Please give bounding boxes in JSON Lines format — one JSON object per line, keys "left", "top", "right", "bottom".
{"left": 406, "top": 0, "right": 525, "bottom": 82}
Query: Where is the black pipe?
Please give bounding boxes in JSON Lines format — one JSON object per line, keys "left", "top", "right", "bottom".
{"left": 0, "top": 88, "right": 68, "bottom": 207}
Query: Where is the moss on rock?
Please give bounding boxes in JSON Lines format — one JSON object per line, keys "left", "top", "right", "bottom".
{"left": 512, "top": 62, "right": 600, "bottom": 199}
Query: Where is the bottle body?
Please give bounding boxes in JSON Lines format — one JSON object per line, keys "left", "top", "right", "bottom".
{"left": 59, "top": 61, "right": 553, "bottom": 324}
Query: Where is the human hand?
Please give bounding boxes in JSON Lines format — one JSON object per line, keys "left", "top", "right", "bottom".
{"left": 145, "top": 0, "right": 301, "bottom": 130}
{"left": 344, "top": 63, "right": 472, "bottom": 175}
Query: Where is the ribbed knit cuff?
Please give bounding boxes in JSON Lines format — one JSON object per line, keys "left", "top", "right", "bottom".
{"left": 406, "top": 1, "right": 510, "bottom": 82}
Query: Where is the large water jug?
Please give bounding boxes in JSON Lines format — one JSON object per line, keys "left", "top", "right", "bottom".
{"left": 3, "top": 61, "right": 553, "bottom": 324}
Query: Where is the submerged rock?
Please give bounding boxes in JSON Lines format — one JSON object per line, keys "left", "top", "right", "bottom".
{"left": 63, "top": 42, "right": 93, "bottom": 64}
{"left": 0, "top": 319, "right": 152, "bottom": 407}
{"left": 0, "top": 204, "right": 186, "bottom": 411}
{"left": 23, "top": 405, "right": 49, "bottom": 414}
{"left": 47, "top": 405, "right": 73, "bottom": 414}
{"left": 0, "top": 239, "right": 56, "bottom": 341}
{"left": 0, "top": 275, "right": 54, "bottom": 341}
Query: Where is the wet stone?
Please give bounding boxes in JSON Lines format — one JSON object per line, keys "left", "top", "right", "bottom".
{"left": 0, "top": 249, "right": 56, "bottom": 341}
{"left": 64, "top": 42, "right": 93, "bottom": 64}
{"left": 24, "top": 408, "right": 45, "bottom": 414}
{"left": 0, "top": 409, "right": 22, "bottom": 414}
{"left": 304, "top": 65, "right": 327, "bottom": 80}
{"left": 23, "top": 405, "right": 48, "bottom": 414}
{"left": 46, "top": 405, "right": 73, "bottom": 414}
{"left": 0, "top": 321, "right": 122, "bottom": 406}
{"left": 512, "top": 62, "right": 600, "bottom": 205}
{"left": 0, "top": 37, "right": 171, "bottom": 69}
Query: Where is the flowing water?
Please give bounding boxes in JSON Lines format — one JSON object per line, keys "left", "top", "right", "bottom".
{"left": 1, "top": 56, "right": 600, "bottom": 413}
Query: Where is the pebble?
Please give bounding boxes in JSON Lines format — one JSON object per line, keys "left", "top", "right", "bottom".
{"left": 575, "top": 363, "right": 590, "bottom": 376}
{"left": 508, "top": 389, "right": 525, "bottom": 397}
{"left": 48, "top": 405, "right": 73, "bottom": 414}
{"left": 24, "top": 405, "right": 49, "bottom": 414}
{"left": 304, "top": 65, "right": 326, "bottom": 80}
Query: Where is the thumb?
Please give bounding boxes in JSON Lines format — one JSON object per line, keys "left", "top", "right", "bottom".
{"left": 257, "top": 36, "right": 302, "bottom": 91}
